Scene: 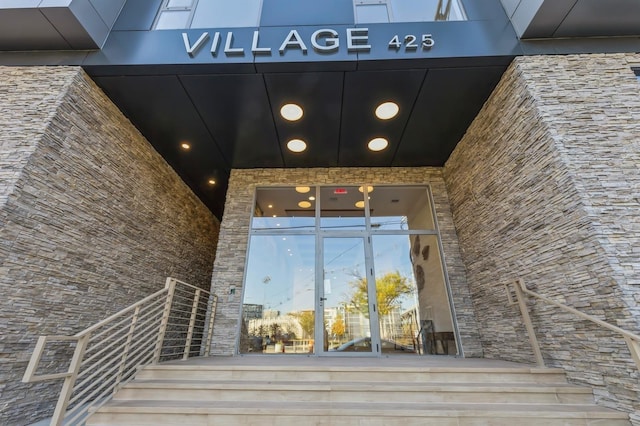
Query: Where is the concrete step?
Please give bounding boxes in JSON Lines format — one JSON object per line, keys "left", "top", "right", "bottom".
{"left": 87, "top": 358, "right": 631, "bottom": 425}
{"left": 136, "top": 364, "right": 570, "bottom": 384}
{"left": 114, "top": 379, "right": 595, "bottom": 404}
{"left": 87, "top": 400, "right": 631, "bottom": 426}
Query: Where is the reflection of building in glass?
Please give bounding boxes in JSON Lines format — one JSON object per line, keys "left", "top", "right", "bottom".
{"left": 262, "top": 309, "right": 279, "bottom": 320}
{"left": 242, "top": 304, "right": 263, "bottom": 320}
{"left": 247, "top": 314, "right": 302, "bottom": 339}
{"left": 379, "top": 307, "right": 404, "bottom": 341}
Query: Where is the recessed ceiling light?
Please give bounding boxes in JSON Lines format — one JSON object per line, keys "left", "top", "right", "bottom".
{"left": 280, "top": 103, "right": 303, "bottom": 121}
{"left": 181, "top": 142, "right": 191, "bottom": 150}
{"left": 355, "top": 201, "right": 365, "bottom": 208}
{"left": 268, "top": 204, "right": 273, "bottom": 208}
{"left": 208, "top": 179, "right": 216, "bottom": 185}
{"left": 273, "top": 215, "right": 277, "bottom": 217}
{"left": 296, "top": 186, "right": 311, "bottom": 193}
{"left": 358, "top": 186, "right": 374, "bottom": 193}
{"left": 375, "top": 102, "right": 399, "bottom": 120}
{"left": 287, "top": 139, "right": 307, "bottom": 153}
{"left": 298, "top": 201, "right": 312, "bottom": 208}
{"left": 309, "top": 196, "right": 316, "bottom": 201}
{"left": 368, "top": 138, "right": 389, "bottom": 152}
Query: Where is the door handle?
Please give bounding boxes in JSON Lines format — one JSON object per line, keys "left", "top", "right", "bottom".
{"left": 320, "top": 297, "right": 327, "bottom": 301}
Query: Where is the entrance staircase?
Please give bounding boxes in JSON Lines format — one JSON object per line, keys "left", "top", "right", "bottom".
{"left": 86, "top": 357, "right": 630, "bottom": 425}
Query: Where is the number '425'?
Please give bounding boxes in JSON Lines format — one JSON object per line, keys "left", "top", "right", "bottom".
{"left": 388, "top": 34, "right": 435, "bottom": 50}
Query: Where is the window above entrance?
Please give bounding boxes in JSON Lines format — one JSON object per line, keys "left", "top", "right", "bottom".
{"left": 251, "top": 185, "right": 437, "bottom": 232}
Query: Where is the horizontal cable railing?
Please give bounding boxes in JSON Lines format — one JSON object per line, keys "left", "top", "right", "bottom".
{"left": 506, "top": 278, "right": 640, "bottom": 371}
{"left": 22, "top": 277, "right": 218, "bottom": 426}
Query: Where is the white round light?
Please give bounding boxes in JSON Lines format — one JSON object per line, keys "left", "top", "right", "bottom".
{"left": 295, "top": 186, "right": 311, "bottom": 193}
{"left": 298, "top": 201, "right": 312, "bottom": 208}
{"left": 355, "top": 201, "right": 365, "bottom": 208}
{"left": 280, "top": 104, "right": 303, "bottom": 121}
{"left": 368, "top": 138, "right": 389, "bottom": 152}
{"left": 287, "top": 139, "right": 307, "bottom": 153}
{"left": 208, "top": 179, "right": 216, "bottom": 185}
{"left": 375, "top": 102, "right": 399, "bottom": 120}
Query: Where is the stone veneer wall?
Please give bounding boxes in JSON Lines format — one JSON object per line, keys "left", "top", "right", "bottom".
{"left": 444, "top": 54, "right": 640, "bottom": 422}
{"left": 0, "top": 67, "right": 219, "bottom": 425}
{"left": 208, "top": 168, "right": 482, "bottom": 358}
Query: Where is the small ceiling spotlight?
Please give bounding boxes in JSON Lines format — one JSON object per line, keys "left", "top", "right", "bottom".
{"left": 287, "top": 139, "right": 307, "bottom": 153}
{"left": 375, "top": 102, "right": 399, "bottom": 120}
{"left": 309, "top": 196, "right": 316, "bottom": 201}
{"left": 180, "top": 142, "right": 191, "bottom": 150}
{"left": 208, "top": 179, "right": 216, "bottom": 185}
{"left": 298, "top": 201, "right": 312, "bottom": 208}
{"left": 280, "top": 103, "right": 304, "bottom": 121}
{"left": 368, "top": 137, "right": 389, "bottom": 152}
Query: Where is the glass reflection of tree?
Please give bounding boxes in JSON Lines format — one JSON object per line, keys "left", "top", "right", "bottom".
{"left": 348, "top": 271, "right": 411, "bottom": 317}
{"left": 331, "top": 314, "right": 346, "bottom": 339}
{"left": 290, "top": 311, "right": 315, "bottom": 339}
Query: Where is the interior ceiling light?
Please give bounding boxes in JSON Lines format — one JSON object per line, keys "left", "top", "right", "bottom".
{"left": 375, "top": 102, "right": 399, "bottom": 120}
{"left": 180, "top": 142, "right": 191, "bottom": 150}
{"left": 280, "top": 103, "right": 304, "bottom": 121}
{"left": 368, "top": 138, "right": 389, "bottom": 152}
{"left": 296, "top": 186, "right": 311, "bottom": 193}
{"left": 355, "top": 201, "right": 365, "bottom": 208}
{"left": 309, "top": 196, "right": 316, "bottom": 201}
{"left": 358, "top": 186, "right": 374, "bottom": 193}
{"left": 208, "top": 179, "right": 216, "bottom": 185}
{"left": 287, "top": 139, "right": 307, "bottom": 153}
{"left": 298, "top": 201, "right": 312, "bottom": 208}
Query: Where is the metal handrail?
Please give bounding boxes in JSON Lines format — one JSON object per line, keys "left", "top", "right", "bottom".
{"left": 22, "top": 277, "right": 218, "bottom": 426}
{"left": 506, "top": 279, "right": 640, "bottom": 370}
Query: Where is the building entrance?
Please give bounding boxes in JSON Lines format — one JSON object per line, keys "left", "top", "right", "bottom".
{"left": 239, "top": 185, "right": 458, "bottom": 356}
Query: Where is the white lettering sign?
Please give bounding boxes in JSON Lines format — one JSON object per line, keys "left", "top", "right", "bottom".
{"left": 182, "top": 28, "right": 435, "bottom": 58}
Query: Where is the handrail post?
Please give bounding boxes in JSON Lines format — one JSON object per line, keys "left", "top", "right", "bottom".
{"left": 22, "top": 336, "right": 48, "bottom": 383}
{"left": 183, "top": 288, "right": 201, "bottom": 360}
{"left": 623, "top": 336, "right": 640, "bottom": 371}
{"left": 508, "top": 280, "right": 545, "bottom": 367}
{"left": 50, "top": 333, "right": 90, "bottom": 426}
{"left": 204, "top": 295, "right": 218, "bottom": 356}
{"left": 154, "top": 277, "right": 177, "bottom": 363}
{"left": 113, "top": 305, "right": 141, "bottom": 394}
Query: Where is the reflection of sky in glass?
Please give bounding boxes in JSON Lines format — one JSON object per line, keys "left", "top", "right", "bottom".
{"left": 320, "top": 217, "right": 365, "bottom": 231}
{"left": 372, "top": 235, "right": 417, "bottom": 310}
{"left": 370, "top": 216, "right": 408, "bottom": 231}
{"left": 243, "top": 235, "right": 315, "bottom": 314}
{"left": 323, "top": 238, "right": 367, "bottom": 307}
{"left": 252, "top": 216, "right": 315, "bottom": 231}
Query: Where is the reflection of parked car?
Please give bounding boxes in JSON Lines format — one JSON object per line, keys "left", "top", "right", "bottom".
{"left": 332, "top": 337, "right": 416, "bottom": 353}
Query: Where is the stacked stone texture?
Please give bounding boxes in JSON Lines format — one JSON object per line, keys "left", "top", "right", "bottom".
{"left": 209, "top": 168, "right": 482, "bottom": 358}
{"left": 0, "top": 67, "right": 219, "bottom": 425}
{"left": 444, "top": 54, "right": 640, "bottom": 423}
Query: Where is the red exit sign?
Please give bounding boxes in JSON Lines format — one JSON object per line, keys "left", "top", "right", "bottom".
{"left": 334, "top": 188, "right": 348, "bottom": 195}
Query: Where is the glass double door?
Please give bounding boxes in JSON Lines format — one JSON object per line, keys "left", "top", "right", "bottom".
{"left": 319, "top": 234, "right": 425, "bottom": 356}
